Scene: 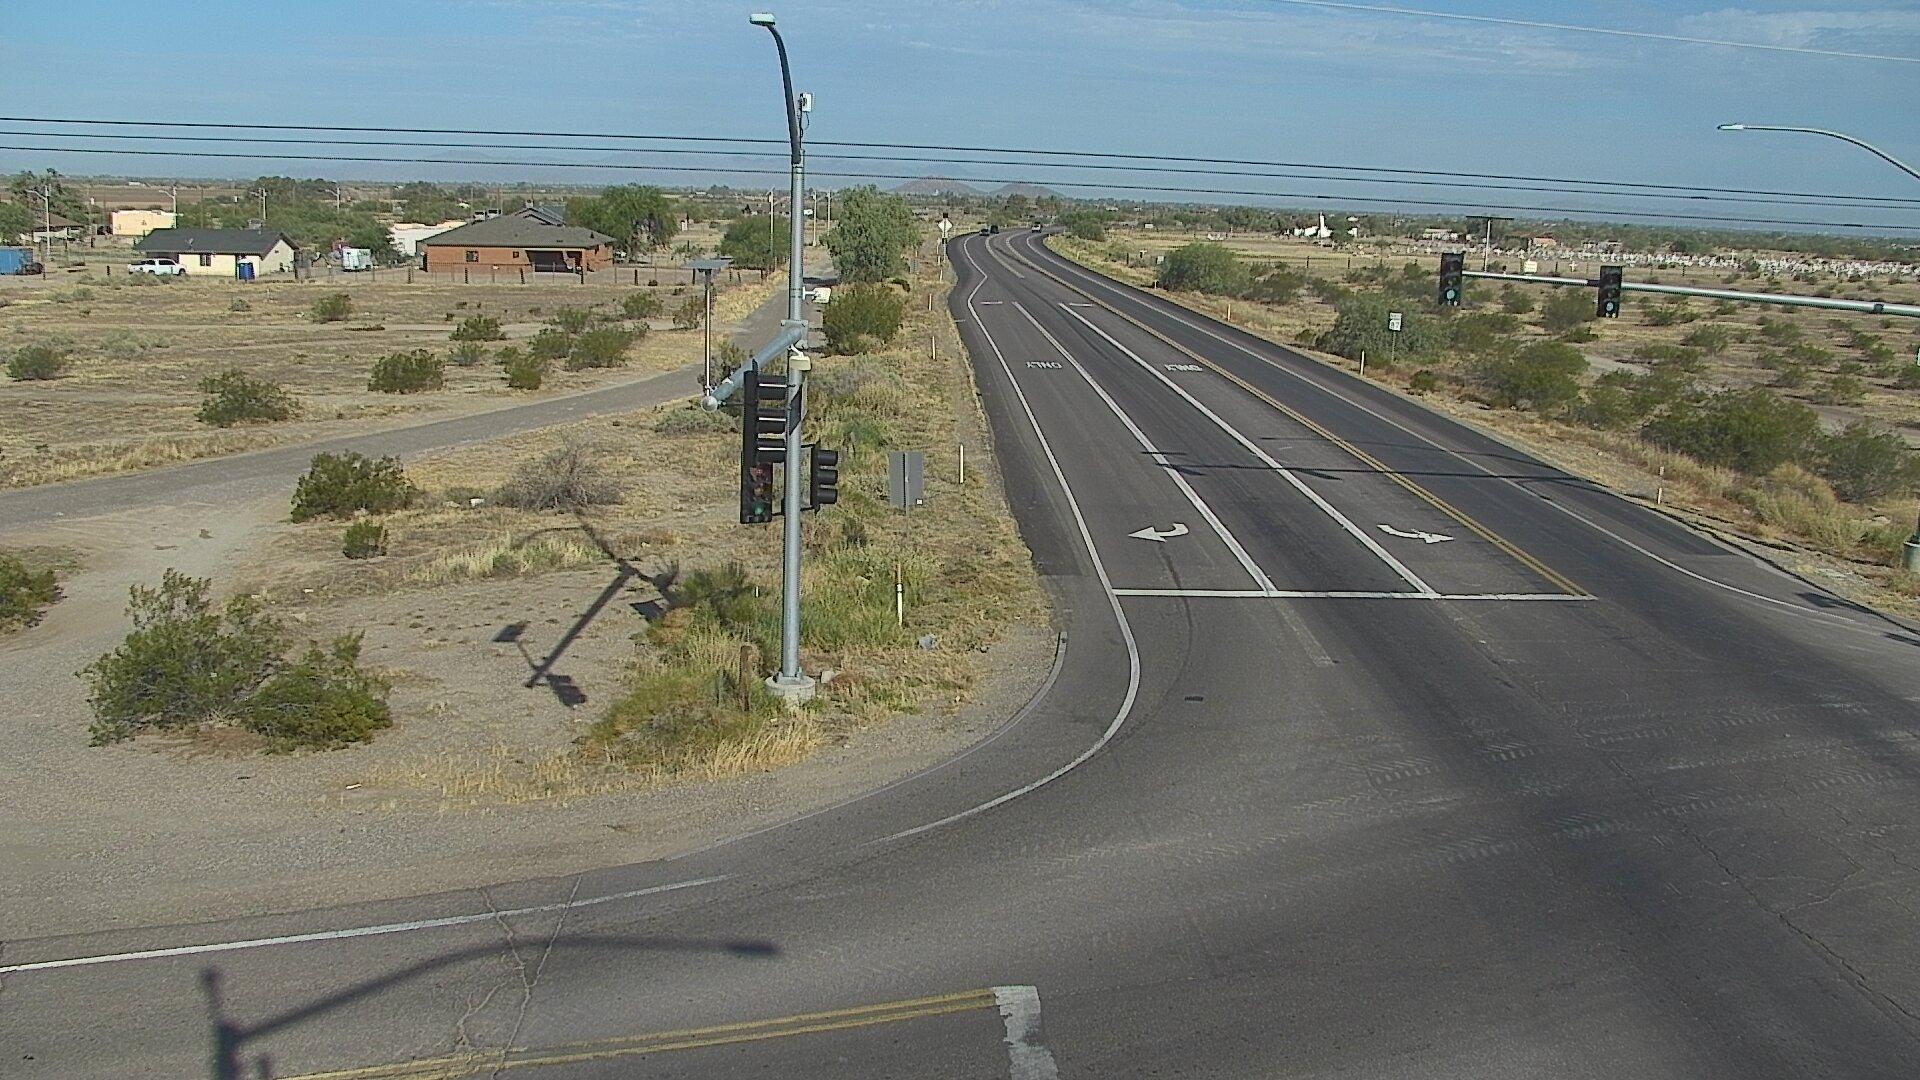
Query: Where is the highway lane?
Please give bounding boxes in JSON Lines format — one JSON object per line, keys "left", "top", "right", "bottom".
{"left": 6, "top": 230, "right": 1920, "bottom": 1078}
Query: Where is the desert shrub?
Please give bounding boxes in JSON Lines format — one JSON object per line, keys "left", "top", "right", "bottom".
{"left": 311, "top": 293, "right": 352, "bottom": 323}
{"left": 1499, "top": 286, "right": 1535, "bottom": 314}
{"left": 448, "top": 341, "right": 488, "bottom": 367}
{"left": 450, "top": 314, "right": 505, "bottom": 341}
{"left": 1559, "top": 324, "right": 1597, "bottom": 343}
{"left": 1643, "top": 303, "right": 1696, "bottom": 327}
{"left": 1633, "top": 343, "right": 1703, "bottom": 365}
{"left": 1818, "top": 421, "right": 1919, "bottom": 502}
{"left": 1157, "top": 242, "right": 1251, "bottom": 296}
{"left": 655, "top": 403, "right": 735, "bottom": 435}
{"left": 1538, "top": 289, "right": 1595, "bottom": 334}
{"left": 1772, "top": 361, "right": 1810, "bottom": 389}
{"left": 621, "top": 292, "right": 664, "bottom": 320}
{"left": 1245, "top": 266, "right": 1307, "bottom": 305}
{"left": 1756, "top": 317, "right": 1802, "bottom": 345}
{"left": 1644, "top": 387, "right": 1821, "bottom": 475}
{"left": 550, "top": 307, "right": 600, "bottom": 333}
{"left": 196, "top": 369, "right": 298, "bottom": 427}
{"left": 1317, "top": 294, "right": 1441, "bottom": 367}
{"left": 367, "top": 349, "right": 445, "bottom": 393}
{"left": 528, "top": 328, "right": 573, "bottom": 360}
{"left": 672, "top": 295, "right": 706, "bottom": 330}
{"left": 341, "top": 520, "right": 388, "bottom": 559}
{"left": 80, "top": 570, "right": 286, "bottom": 744}
{"left": 500, "top": 347, "right": 547, "bottom": 390}
{"left": 1680, "top": 325, "right": 1733, "bottom": 355}
{"left": 1477, "top": 341, "right": 1586, "bottom": 412}
{"left": 228, "top": 297, "right": 251, "bottom": 313}
{"left": 8, "top": 344, "right": 68, "bottom": 381}
{"left": 494, "top": 442, "right": 621, "bottom": 510}
{"left": 0, "top": 551, "right": 58, "bottom": 630}
{"left": 564, "top": 326, "right": 635, "bottom": 370}
{"left": 1407, "top": 369, "right": 1440, "bottom": 393}
{"left": 290, "top": 452, "right": 418, "bottom": 521}
{"left": 1814, "top": 373, "right": 1867, "bottom": 405}
{"left": 240, "top": 635, "right": 391, "bottom": 750}
{"left": 822, "top": 284, "right": 906, "bottom": 354}
{"left": 1447, "top": 312, "right": 1522, "bottom": 354}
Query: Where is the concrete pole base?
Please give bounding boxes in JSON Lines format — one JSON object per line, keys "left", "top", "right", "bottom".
{"left": 1903, "top": 539, "right": 1920, "bottom": 574}
{"left": 766, "top": 673, "right": 817, "bottom": 707}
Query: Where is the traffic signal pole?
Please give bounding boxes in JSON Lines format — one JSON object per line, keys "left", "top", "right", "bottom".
{"left": 1443, "top": 257, "right": 1920, "bottom": 320}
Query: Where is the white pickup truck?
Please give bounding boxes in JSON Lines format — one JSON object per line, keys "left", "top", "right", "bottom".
{"left": 127, "top": 258, "right": 186, "bottom": 277}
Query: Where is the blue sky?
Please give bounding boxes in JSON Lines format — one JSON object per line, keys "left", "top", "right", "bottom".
{"left": 2, "top": 1, "right": 1917, "bottom": 231}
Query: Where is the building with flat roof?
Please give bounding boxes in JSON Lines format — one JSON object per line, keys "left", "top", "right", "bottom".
{"left": 416, "top": 216, "right": 615, "bottom": 273}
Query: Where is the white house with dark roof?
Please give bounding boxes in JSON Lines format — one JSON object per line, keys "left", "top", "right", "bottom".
{"left": 134, "top": 228, "right": 297, "bottom": 277}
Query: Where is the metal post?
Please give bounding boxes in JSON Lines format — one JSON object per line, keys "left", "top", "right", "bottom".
{"left": 757, "top": 13, "right": 816, "bottom": 704}
{"left": 702, "top": 270, "right": 714, "bottom": 390}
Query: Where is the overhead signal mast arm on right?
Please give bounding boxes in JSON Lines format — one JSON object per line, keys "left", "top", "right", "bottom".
{"left": 1434, "top": 253, "right": 1920, "bottom": 320}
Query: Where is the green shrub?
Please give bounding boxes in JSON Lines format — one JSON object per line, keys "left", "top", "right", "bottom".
{"left": 1407, "top": 369, "right": 1440, "bottom": 393}
{"left": 1559, "top": 324, "right": 1598, "bottom": 343}
{"left": 1818, "top": 421, "right": 1918, "bottom": 502}
{"left": 1538, "top": 290, "right": 1595, "bottom": 334}
{"left": 1157, "top": 242, "right": 1251, "bottom": 296}
{"left": 1478, "top": 341, "right": 1586, "bottom": 412}
{"left": 1498, "top": 287, "right": 1535, "bottom": 314}
{"left": 501, "top": 347, "right": 547, "bottom": 390}
{"left": 341, "top": 520, "right": 388, "bottom": 558}
{"left": 528, "top": 327, "right": 573, "bottom": 360}
{"left": 448, "top": 341, "right": 488, "bottom": 367}
{"left": 228, "top": 297, "right": 251, "bottom": 313}
{"left": 196, "top": 369, "right": 299, "bottom": 427}
{"left": 240, "top": 635, "right": 391, "bottom": 750}
{"left": 7, "top": 344, "right": 68, "bottom": 381}
{"left": 1633, "top": 343, "right": 1703, "bottom": 365}
{"left": 311, "top": 293, "right": 353, "bottom": 323}
{"left": 0, "top": 551, "right": 58, "bottom": 630}
{"left": 1681, "top": 325, "right": 1733, "bottom": 355}
{"left": 822, "top": 284, "right": 906, "bottom": 354}
{"left": 655, "top": 403, "right": 735, "bottom": 435}
{"left": 450, "top": 314, "right": 505, "bottom": 341}
{"left": 1756, "top": 317, "right": 1802, "bottom": 345}
{"left": 367, "top": 349, "right": 445, "bottom": 393}
{"left": 1644, "top": 388, "right": 1821, "bottom": 475}
{"left": 621, "top": 292, "right": 664, "bottom": 320}
{"left": 290, "top": 452, "right": 418, "bottom": 521}
{"left": 1245, "top": 266, "right": 1307, "bottom": 305}
{"left": 671, "top": 295, "right": 706, "bottom": 331}
{"left": 1317, "top": 294, "right": 1440, "bottom": 367}
{"left": 494, "top": 442, "right": 620, "bottom": 510}
{"left": 1644, "top": 303, "right": 1696, "bottom": 327}
{"left": 550, "top": 306, "right": 599, "bottom": 333}
{"left": 564, "top": 326, "right": 635, "bottom": 370}
{"left": 80, "top": 570, "right": 286, "bottom": 744}
{"left": 1814, "top": 373, "right": 1867, "bottom": 405}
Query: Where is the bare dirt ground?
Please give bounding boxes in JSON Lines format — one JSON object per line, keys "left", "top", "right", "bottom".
{"left": 2, "top": 242, "right": 1055, "bottom": 939}
{"left": 0, "top": 260, "right": 777, "bottom": 488}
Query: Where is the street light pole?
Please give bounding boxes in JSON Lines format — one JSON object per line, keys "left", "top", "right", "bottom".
{"left": 752, "top": 11, "right": 816, "bottom": 703}
{"left": 1717, "top": 123, "right": 1920, "bottom": 183}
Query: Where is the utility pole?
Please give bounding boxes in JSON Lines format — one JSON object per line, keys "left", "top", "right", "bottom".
{"left": 252, "top": 187, "right": 268, "bottom": 225}
{"left": 168, "top": 184, "right": 179, "bottom": 215}
{"left": 752, "top": 11, "right": 816, "bottom": 705}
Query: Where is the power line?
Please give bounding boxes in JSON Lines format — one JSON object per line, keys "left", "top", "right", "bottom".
{"left": 1261, "top": 1, "right": 1920, "bottom": 65}
{"left": 4, "top": 142, "right": 1914, "bottom": 233}
{"left": 9, "top": 129, "right": 1918, "bottom": 213}
{"left": 4, "top": 115, "right": 1912, "bottom": 207}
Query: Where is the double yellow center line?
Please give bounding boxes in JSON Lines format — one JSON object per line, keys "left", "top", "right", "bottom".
{"left": 282, "top": 988, "right": 1000, "bottom": 1079}
{"left": 1004, "top": 237, "right": 1587, "bottom": 598}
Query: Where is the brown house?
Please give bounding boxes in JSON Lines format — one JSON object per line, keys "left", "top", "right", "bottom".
{"left": 418, "top": 216, "right": 615, "bottom": 273}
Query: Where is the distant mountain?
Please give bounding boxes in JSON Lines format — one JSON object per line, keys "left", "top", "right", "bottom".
{"left": 990, "top": 182, "right": 1061, "bottom": 200}
{"left": 893, "top": 177, "right": 985, "bottom": 197}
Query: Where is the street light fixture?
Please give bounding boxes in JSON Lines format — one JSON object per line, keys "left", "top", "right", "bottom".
{"left": 1717, "top": 123, "right": 1920, "bottom": 183}
{"left": 751, "top": 10, "right": 817, "bottom": 705}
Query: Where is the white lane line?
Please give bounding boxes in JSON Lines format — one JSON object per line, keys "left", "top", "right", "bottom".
{"left": 1057, "top": 303, "right": 1438, "bottom": 597}
{"left": 1111, "top": 588, "right": 1596, "bottom": 600}
{"left": 1009, "top": 299, "right": 1277, "bottom": 594}
{"left": 869, "top": 241, "right": 1145, "bottom": 846}
{"left": 0, "top": 876, "right": 725, "bottom": 976}
{"left": 1028, "top": 240, "right": 1917, "bottom": 641}
{"left": 993, "top": 985, "right": 1061, "bottom": 1080}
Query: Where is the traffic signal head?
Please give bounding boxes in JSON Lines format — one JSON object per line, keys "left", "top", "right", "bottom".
{"left": 808, "top": 445, "right": 840, "bottom": 509}
{"left": 739, "top": 367, "right": 789, "bottom": 524}
{"left": 1438, "top": 252, "right": 1465, "bottom": 307}
{"left": 1597, "top": 265, "right": 1624, "bottom": 318}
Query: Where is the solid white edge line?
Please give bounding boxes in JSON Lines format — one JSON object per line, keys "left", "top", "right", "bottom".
{"left": 0, "top": 876, "right": 726, "bottom": 975}
{"left": 1007, "top": 298, "right": 1277, "bottom": 594}
{"left": 1109, "top": 588, "right": 1596, "bottom": 600}
{"left": 1023, "top": 235, "right": 1912, "bottom": 640}
{"left": 1056, "top": 302, "right": 1439, "bottom": 597}
{"left": 869, "top": 237, "right": 1145, "bottom": 846}
{"left": 993, "top": 984, "right": 1061, "bottom": 1080}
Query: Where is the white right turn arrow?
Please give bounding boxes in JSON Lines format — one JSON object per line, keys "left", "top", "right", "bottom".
{"left": 1129, "top": 523, "right": 1190, "bottom": 543}
{"left": 1379, "top": 524, "right": 1453, "bottom": 544}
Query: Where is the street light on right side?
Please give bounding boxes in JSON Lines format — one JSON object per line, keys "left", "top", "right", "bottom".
{"left": 1716, "top": 123, "right": 1920, "bottom": 183}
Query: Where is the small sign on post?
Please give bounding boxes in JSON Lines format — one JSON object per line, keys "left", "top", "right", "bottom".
{"left": 1387, "top": 311, "right": 1404, "bottom": 333}
{"left": 888, "top": 451, "right": 925, "bottom": 511}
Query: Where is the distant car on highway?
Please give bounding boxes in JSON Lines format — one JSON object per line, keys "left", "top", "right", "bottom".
{"left": 1030, "top": 222, "right": 1042, "bottom": 231}
{"left": 127, "top": 258, "right": 186, "bottom": 277}
{"left": 978, "top": 226, "right": 990, "bottom": 236}
{"left": 989, "top": 224, "right": 1001, "bottom": 234}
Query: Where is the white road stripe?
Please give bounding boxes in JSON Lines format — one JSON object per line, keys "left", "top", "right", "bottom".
{"left": 871, "top": 239, "right": 1146, "bottom": 846}
{"left": 1008, "top": 299, "right": 1278, "bottom": 594}
{"left": 993, "top": 984, "right": 1061, "bottom": 1080}
{"left": 0, "top": 876, "right": 726, "bottom": 976}
{"left": 1111, "top": 588, "right": 1595, "bottom": 600}
{"left": 1058, "top": 303, "right": 1439, "bottom": 597}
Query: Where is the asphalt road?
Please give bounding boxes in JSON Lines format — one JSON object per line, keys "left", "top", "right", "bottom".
{"left": 6, "top": 231, "right": 1920, "bottom": 1078}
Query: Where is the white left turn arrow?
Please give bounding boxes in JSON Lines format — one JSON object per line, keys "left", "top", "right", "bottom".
{"left": 1129, "top": 523, "right": 1190, "bottom": 543}
{"left": 1378, "top": 524, "right": 1453, "bottom": 544}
